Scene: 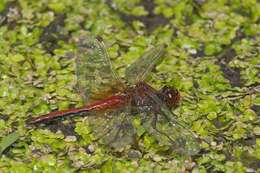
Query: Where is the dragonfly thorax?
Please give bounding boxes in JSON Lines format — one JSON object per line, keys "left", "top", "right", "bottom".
{"left": 127, "top": 82, "right": 162, "bottom": 113}
{"left": 131, "top": 93, "right": 154, "bottom": 112}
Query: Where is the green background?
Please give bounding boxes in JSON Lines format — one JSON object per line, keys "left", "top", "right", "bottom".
{"left": 0, "top": 0, "right": 259, "bottom": 172}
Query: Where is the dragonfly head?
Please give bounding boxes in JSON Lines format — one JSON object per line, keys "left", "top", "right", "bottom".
{"left": 159, "top": 86, "right": 180, "bottom": 108}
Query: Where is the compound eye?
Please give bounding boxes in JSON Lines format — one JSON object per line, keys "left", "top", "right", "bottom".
{"left": 159, "top": 86, "right": 180, "bottom": 107}
{"left": 167, "top": 92, "right": 174, "bottom": 99}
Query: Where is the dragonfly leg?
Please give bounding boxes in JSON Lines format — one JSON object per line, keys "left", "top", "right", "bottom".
{"left": 153, "top": 114, "right": 197, "bottom": 155}
{"left": 151, "top": 114, "right": 174, "bottom": 143}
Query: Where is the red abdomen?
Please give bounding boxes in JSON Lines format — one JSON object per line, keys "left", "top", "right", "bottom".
{"left": 28, "top": 94, "right": 128, "bottom": 124}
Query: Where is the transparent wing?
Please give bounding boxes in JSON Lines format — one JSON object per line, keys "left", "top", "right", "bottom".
{"left": 75, "top": 34, "right": 125, "bottom": 103}
{"left": 85, "top": 106, "right": 136, "bottom": 150}
{"left": 125, "top": 44, "right": 166, "bottom": 84}
{"left": 145, "top": 91, "right": 200, "bottom": 156}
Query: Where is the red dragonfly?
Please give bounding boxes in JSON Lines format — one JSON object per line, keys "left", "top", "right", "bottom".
{"left": 28, "top": 35, "right": 200, "bottom": 155}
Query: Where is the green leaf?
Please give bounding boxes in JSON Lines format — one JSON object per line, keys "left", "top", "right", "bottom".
{"left": 48, "top": 2, "right": 65, "bottom": 13}
{"left": 0, "top": 131, "right": 20, "bottom": 155}
{"left": 10, "top": 54, "right": 25, "bottom": 62}
{"left": 132, "top": 6, "right": 148, "bottom": 16}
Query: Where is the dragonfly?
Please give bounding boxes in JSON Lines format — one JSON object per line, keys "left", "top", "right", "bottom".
{"left": 28, "top": 35, "right": 200, "bottom": 155}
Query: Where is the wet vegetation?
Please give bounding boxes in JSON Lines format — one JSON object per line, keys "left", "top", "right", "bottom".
{"left": 0, "top": 0, "right": 259, "bottom": 172}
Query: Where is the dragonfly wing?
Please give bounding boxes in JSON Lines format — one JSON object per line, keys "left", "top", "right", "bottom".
{"left": 75, "top": 34, "right": 125, "bottom": 103}
{"left": 125, "top": 44, "right": 166, "bottom": 84}
{"left": 145, "top": 91, "right": 200, "bottom": 156}
{"left": 85, "top": 106, "right": 136, "bottom": 150}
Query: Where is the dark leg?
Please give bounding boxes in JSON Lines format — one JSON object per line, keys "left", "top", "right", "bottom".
{"left": 151, "top": 114, "right": 176, "bottom": 145}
